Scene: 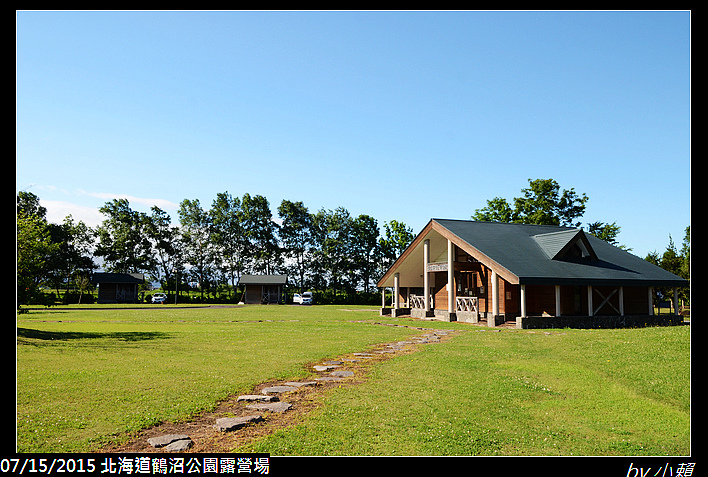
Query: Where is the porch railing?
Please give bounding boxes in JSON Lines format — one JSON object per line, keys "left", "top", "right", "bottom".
{"left": 410, "top": 294, "right": 432, "bottom": 309}
{"left": 456, "top": 296, "right": 478, "bottom": 313}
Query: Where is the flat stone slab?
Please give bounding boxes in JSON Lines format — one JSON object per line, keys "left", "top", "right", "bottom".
{"left": 166, "top": 439, "right": 193, "bottom": 452}
{"left": 261, "top": 385, "right": 297, "bottom": 395}
{"left": 246, "top": 401, "right": 292, "bottom": 413}
{"left": 237, "top": 394, "right": 279, "bottom": 402}
{"left": 148, "top": 434, "right": 191, "bottom": 448}
{"left": 214, "top": 415, "right": 264, "bottom": 432}
{"left": 315, "top": 376, "right": 343, "bottom": 382}
{"left": 282, "top": 381, "right": 317, "bottom": 387}
{"left": 323, "top": 360, "right": 343, "bottom": 365}
{"left": 330, "top": 370, "right": 354, "bottom": 377}
{"left": 313, "top": 365, "right": 339, "bottom": 372}
{"left": 353, "top": 353, "right": 373, "bottom": 357}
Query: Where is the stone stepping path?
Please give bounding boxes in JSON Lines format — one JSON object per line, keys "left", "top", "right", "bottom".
{"left": 136, "top": 322, "right": 460, "bottom": 453}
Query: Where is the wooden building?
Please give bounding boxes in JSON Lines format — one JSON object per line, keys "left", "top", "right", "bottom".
{"left": 238, "top": 275, "right": 287, "bottom": 304}
{"left": 377, "top": 219, "right": 689, "bottom": 329}
{"left": 91, "top": 273, "right": 145, "bottom": 304}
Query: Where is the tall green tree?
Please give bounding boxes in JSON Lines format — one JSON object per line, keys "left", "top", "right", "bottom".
{"left": 473, "top": 178, "right": 589, "bottom": 227}
{"left": 17, "top": 210, "right": 58, "bottom": 305}
{"left": 586, "top": 221, "right": 630, "bottom": 250}
{"left": 17, "top": 190, "right": 47, "bottom": 220}
{"left": 17, "top": 192, "right": 94, "bottom": 304}
{"left": 210, "top": 192, "right": 247, "bottom": 297}
{"left": 312, "top": 207, "right": 353, "bottom": 297}
{"left": 680, "top": 226, "right": 690, "bottom": 281}
{"left": 645, "top": 226, "right": 690, "bottom": 305}
{"left": 350, "top": 214, "right": 380, "bottom": 293}
{"left": 241, "top": 193, "right": 280, "bottom": 275}
{"left": 94, "top": 199, "right": 154, "bottom": 274}
{"left": 145, "top": 206, "right": 181, "bottom": 290}
{"left": 378, "top": 220, "right": 414, "bottom": 273}
{"left": 278, "top": 200, "right": 314, "bottom": 292}
{"left": 44, "top": 215, "right": 96, "bottom": 299}
{"left": 178, "top": 198, "right": 215, "bottom": 298}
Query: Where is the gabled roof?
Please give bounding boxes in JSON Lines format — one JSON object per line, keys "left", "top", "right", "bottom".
{"left": 377, "top": 219, "right": 688, "bottom": 288}
{"left": 238, "top": 274, "right": 288, "bottom": 286}
{"left": 532, "top": 229, "right": 598, "bottom": 261}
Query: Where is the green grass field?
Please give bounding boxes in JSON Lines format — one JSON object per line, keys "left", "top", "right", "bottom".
{"left": 16, "top": 305, "right": 690, "bottom": 456}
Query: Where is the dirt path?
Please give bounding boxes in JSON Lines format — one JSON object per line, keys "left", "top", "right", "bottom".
{"left": 97, "top": 321, "right": 459, "bottom": 454}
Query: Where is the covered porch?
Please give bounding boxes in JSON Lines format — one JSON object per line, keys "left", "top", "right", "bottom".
{"left": 378, "top": 222, "right": 510, "bottom": 327}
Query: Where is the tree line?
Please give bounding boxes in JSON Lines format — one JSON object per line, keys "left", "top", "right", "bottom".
{"left": 16, "top": 190, "right": 415, "bottom": 305}
{"left": 17, "top": 178, "right": 689, "bottom": 306}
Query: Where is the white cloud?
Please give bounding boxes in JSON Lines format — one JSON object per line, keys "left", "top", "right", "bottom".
{"left": 41, "top": 200, "right": 105, "bottom": 228}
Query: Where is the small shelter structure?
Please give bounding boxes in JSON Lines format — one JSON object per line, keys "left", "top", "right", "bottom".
{"left": 377, "top": 219, "right": 689, "bottom": 329}
{"left": 91, "top": 273, "right": 145, "bottom": 304}
{"left": 238, "top": 275, "right": 287, "bottom": 304}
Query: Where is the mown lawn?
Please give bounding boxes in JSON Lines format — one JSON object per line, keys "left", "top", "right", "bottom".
{"left": 16, "top": 305, "right": 690, "bottom": 456}
{"left": 16, "top": 305, "right": 413, "bottom": 453}
{"left": 239, "top": 324, "right": 690, "bottom": 456}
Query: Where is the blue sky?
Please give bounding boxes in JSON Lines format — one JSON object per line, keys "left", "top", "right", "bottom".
{"left": 16, "top": 10, "right": 691, "bottom": 259}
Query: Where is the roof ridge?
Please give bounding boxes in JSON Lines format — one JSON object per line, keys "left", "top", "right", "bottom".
{"left": 532, "top": 228, "right": 582, "bottom": 238}
{"left": 435, "top": 218, "right": 577, "bottom": 230}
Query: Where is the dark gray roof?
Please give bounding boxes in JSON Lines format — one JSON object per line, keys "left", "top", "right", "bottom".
{"left": 433, "top": 219, "right": 688, "bottom": 287}
{"left": 91, "top": 272, "right": 145, "bottom": 284}
{"left": 238, "top": 274, "right": 288, "bottom": 286}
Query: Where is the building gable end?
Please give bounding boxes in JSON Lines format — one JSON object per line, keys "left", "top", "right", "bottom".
{"left": 532, "top": 229, "right": 598, "bottom": 261}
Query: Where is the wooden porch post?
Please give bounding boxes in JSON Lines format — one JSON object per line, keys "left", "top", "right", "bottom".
{"left": 447, "top": 239, "right": 454, "bottom": 314}
{"left": 648, "top": 287, "right": 654, "bottom": 316}
{"left": 424, "top": 239, "right": 430, "bottom": 313}
{"left": 518, "top": 284, "right": 527, "bottom": 330}
{"left": 673, "top": 287, "right": 679, "bottom": 317}
{"left": 587, "top": 285, "right": 593, "bottom": 316}
{"left": 491, "top": 269, "right": 498, "bottom": 327}
{"left": 393, "top": 272, "right": 400, "bottom": 311}
{"left": 619, "top": 286, "right": 625, "bottom": 316}
{"left": 555, "top": 285, "right": 561, "bottom": 317}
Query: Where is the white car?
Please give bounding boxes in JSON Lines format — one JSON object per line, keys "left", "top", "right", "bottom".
{"left": 152, "top": 293, "right": 168, "bottom": 304}
{"left": 293, "top": 292, "right": 313, "bottom": 305}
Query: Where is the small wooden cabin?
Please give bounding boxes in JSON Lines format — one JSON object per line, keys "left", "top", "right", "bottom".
{"left": 377, "top": 219, "right": 689, "bottom": 329}
{"left": 91, "top": 273, "right": 145, "bottom": 304}
{"left": 238, "top": 275, "right": 287, "bottom": 304}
